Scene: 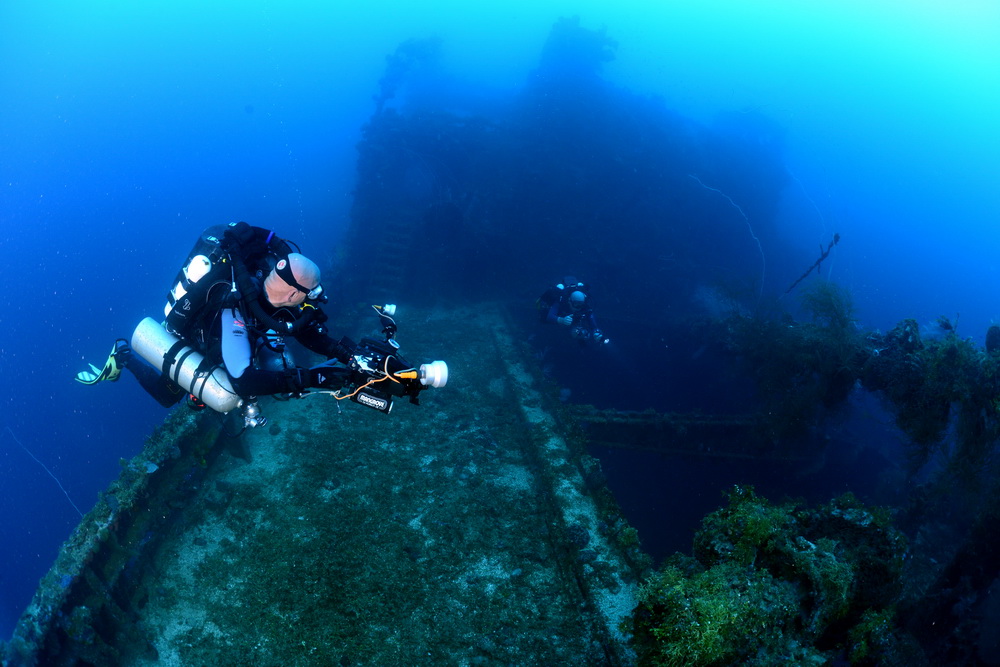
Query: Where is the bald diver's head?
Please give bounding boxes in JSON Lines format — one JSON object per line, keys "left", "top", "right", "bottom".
{"left": 263, "top": 253, "right": 321, "bottom": 307}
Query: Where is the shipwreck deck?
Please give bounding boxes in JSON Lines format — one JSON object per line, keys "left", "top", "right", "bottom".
{"left": 4, "top": 305, "right": 649, "bottom": 666}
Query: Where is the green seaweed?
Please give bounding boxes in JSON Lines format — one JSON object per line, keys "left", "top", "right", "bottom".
{"left": 630, "top": 486, "right": 911, "bottom": 665}
{"left": 632, "top": 560, "right": 811, "bottom": 666}
{"left": 708, "top": 280, "right": 1000, "bottom": 487}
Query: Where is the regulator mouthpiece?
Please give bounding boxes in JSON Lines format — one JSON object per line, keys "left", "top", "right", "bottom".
{"left": 419, "top": 360, "right": 448, "bottom": 388}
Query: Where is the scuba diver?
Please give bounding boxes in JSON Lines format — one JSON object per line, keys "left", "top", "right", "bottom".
{"left": 76, "top": 222, "right": 447, "bottom": 427}
{"left": 536, "top": 278, "right": 609, "bottom": 345}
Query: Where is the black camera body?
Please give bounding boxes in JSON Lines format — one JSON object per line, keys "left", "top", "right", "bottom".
{"left": 344, "top": 337, "right": 424, "bottom": 414}
{"left": 327, "top": 305, "right": 448, "bottom": 415}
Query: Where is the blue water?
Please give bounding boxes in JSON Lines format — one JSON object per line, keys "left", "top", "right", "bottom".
{"left": 1, "top": 0, "right": 998, "bottom": 640}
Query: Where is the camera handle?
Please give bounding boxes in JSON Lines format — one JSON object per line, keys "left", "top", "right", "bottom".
{"left": 372, "top": 304, "right": 399, "bottom": 348}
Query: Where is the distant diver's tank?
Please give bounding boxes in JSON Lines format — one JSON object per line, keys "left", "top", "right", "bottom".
{"left": 987, "top": 325, "right": 1000, "bottom": 354}
{"left": 131, "top": 317, "right": 241, "bottom": 414}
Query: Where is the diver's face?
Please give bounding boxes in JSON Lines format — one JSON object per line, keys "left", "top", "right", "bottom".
{"left": 264, "top": 271, "right": 311, "bottom": 307}
{"left": 570, "top": 299, "right": 584, "bottom": 311}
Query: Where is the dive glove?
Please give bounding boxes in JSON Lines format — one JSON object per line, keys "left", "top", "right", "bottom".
{"left": 304, "top": 359, "right": 350, "bottom": 390}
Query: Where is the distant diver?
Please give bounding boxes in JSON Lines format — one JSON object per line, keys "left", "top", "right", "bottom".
{"left": 536, "top": 277, "right": 609, "bottom": 345}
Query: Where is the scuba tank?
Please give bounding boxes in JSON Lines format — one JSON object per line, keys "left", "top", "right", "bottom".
{"left": 164, "top": 224, "right": 232, "bottom": 319}
{"left": 131, "top": 317, "right": 242, "bottom": 414}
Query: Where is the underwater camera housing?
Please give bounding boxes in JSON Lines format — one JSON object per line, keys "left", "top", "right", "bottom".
{"left": 341, "top": 304, "right": 448, "bottom": 414}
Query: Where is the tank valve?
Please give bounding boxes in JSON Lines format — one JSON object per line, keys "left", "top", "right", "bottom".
{"left": 242, "top": 401, "right": 267, "bottom": 429}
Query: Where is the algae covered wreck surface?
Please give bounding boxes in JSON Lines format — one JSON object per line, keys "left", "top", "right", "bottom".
{"left": 91, "top": 305, "right": 641, "bottom": 665}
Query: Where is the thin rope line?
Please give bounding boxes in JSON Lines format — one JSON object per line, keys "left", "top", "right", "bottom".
{"left": 689, "top": 174, "right": 766, "bottom": 304}
{"left": 5, "top": 426, "right": 83, "bottom": 517}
